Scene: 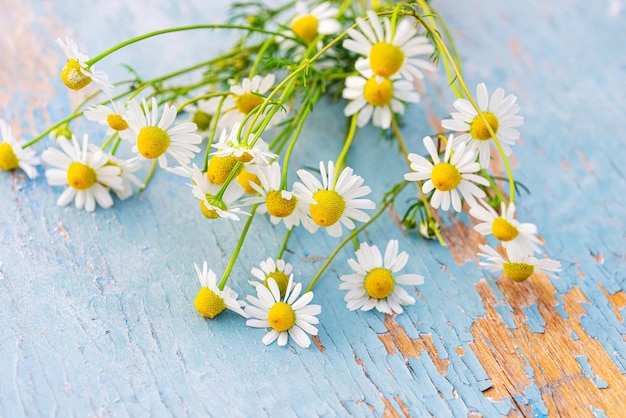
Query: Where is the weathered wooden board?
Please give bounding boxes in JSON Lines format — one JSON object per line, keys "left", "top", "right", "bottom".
{"left": 1, "top": 0, "right": 625, "bottom": 416}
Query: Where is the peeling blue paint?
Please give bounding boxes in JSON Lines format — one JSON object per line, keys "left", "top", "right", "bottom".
{"left": 522, "top": 304, "right": 546, "bottom": 333}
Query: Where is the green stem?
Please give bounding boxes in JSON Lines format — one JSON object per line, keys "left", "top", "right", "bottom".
{"left": 334, "top": 115, "right": 358, "bottom": 182}
{"left": 218, "top": 204, "right": 258, "bottom": 290}
{"left": 176, "top": 92, "right": 228, "bottom": 113}
{"left": 86, "top": 25, "right": 302, "bottom": 66}
{"left": 204, "top": 96, "right": 226, "bottom": 172}
{"left": 276, "top": 229, "right": 293, "bottom": 260}
{"left": 305, "top": 181, "right": 408, "bottom": 293}
{"left": 139, "top": 159, "right": 158, "bottom": 191}
{"left": 280, "top": 92, "right": 317, "bottom": 189}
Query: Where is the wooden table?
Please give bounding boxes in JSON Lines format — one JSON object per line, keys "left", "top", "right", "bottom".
{"left": 1, "top": 0, "right": 625, "bottom": 416}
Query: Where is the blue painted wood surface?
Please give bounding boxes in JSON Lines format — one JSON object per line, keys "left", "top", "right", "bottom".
{"left": 1, "top": 0, "right": 625, "bottom": 416}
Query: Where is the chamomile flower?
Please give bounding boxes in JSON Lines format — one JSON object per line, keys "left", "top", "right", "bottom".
{"left": 84, "top": 101, "right": 133, "bottom": 141}
{"left": 187, "top": 165, "right": 247, "bottom": 221}
{"left": 106, "top": 155, "right": 144, "bottom": 200}
{"left": 56, "top": 37, "right": 114, "bottom": 95}
{"left": 193, "top": 261, "right": 247, "bottom": 318}
{"left": 205, "top": 74, "right": 285, "bottom": 130}
{"left": 478, "top": 244, "right": 561, "bottom": 283}
{"left": 245, "top": 277, "right": 321, "bottom": 348}
{"left": 293, "top": 161, "right": 375, "bottom": 238}
{"left": 0, "top": 119, "right": 40, "bottom": 179}
{"left": 404, "top": 135, "right": 489, "bottom": 212}
{"left": 287, "top": 2, "right": 340, "bottom": 45}
{"left": 470, "top": 201, "right": 542, "bottom": 260}
{"left": 441, "top": 83, "right": 524, "bottom": 168}
{"left": 211, "top": 122, "right": 277, "bottom": 165}
{"left": 250, "top": 257, "right": 294, "bottom": 297}
{"left": 340, "top": 240, "right": 423, "bottom": 314}
{"left": 342, "top": 71, "right": 420, "bottom": 129}
{"left": 42, "top": 134, "right": 123, "bottom": 212}
{"left": 343, "top": 11, "right": 435, "bottom": 81}
{"left": 243, "top": 161, "right": 315, "bottom": 231}
{"left": 127, "top": 97, "right": 202, "bottom": 169}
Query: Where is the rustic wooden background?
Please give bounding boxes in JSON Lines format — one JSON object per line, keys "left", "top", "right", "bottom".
{"left": 1, "top": 0, "right": 625, "bottom": 416}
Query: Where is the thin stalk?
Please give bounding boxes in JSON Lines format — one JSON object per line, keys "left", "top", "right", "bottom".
{"left": 276, "top": 229, "right": 293, "bottom": 260}
{"left": 218, "top": 204, "right": 258, "bottom": 290}
{"left": 334, "top": 115, "right": 358, "bottom": 182}
{"left": 139, "top": 159, "right": 158, "bottom": 191}
{"left": 204, "top": 96, "right": 226, "bottom": 172}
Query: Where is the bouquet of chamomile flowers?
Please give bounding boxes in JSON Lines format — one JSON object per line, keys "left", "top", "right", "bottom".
{"left": 0, "top": 0, "right": 561, "bottom": 349}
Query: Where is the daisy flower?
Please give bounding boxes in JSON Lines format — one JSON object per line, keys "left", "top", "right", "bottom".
{"left": 250, "top": 257, "right": 294, "bottom": 297}
{"left": 343, "top": 11, "right": 435, "bottom": 81}
{"left": 187, "top": 165, "right": 247, "bottom": 221}
{"left": 0, "top": 119, "right": 40, "bottom": 179}
{"left": 106, "top": 155, "right": 144, "bottom": 200}
{"left": 56, "top": 37, "right": 114, "bottom": 95}
{"left": 441, "top": 82, "right": 524, "bottom": 168}
{"left": 245, "top": 277, "right": 321, "bottom": 348}
{"left": 41, "top": 134, "right": 123, "bottom": 212}
{"left": 287, "top": 2, "right": 341, "bottom": 45}
{"left": 243, "top": 161, "right": 315, "bottom": 231}
{"left": 478, "top": 244, "right": 561, "bottom": 283}
{"left": 205, "top": 74, "right": 285, "bottom": 130}
{"left": 211, "top": 122, "right": 277, "bottom": 165}
{"left": 84, "top": 101, "right": 134, "bottom": 141}
{"left": 342, "top": 71, "right": 420, "bottom": 129}
{"left": 293, "top": 160, "right": 375, "bottom": 238}
{"left": 340, "top": 240, "right": 424, "bottom": 314}
{"left": 470, "top": 201, "right": 542, "bottom": 260}
{"left": 193, "top": 261, "right": 247, "bottom": 318}
{"left": 127, "top": 97, "right": 202, "bottom": 169}
{"left": 404, "top": 135, "right": 489, "bottom": 212}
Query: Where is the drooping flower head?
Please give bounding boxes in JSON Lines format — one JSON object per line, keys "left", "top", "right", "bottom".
{"left": 294, "top": 161, "right": 375, "bottom": 237}
{"left": 127, "top": 97, "right": 202, "bottom": 169}
{"left": 470, "top": 201, "right": 542, "bottom": 260}
{"left": 343, "top": 11, "right": 435, "bottom": 81}
{"left": 478, "top": 244, "right": 561, "bottom": 283}
{"left": 243, "top": 161, "right": 315, "bottom": 231}
{"left": 42, "top": 134, "right": 123, "bottom": 212}
{"left": 193, "top": 261, "right": 247, "bottom": 319}
{"left": 340, "top": 240, "right": 424, "bottom": 314}
{"left": 245, "top": 277, "right": 321, "bottom": 348}
{"left": 0, "top": 119, "right": 40, "bottom": 179}
{"left": 404, "top": 135, "right": 489, "bottom": 212}
{"left": 84, "top": 101, "right": 134, "bottom": 141}
{"left": 211, "top": 122, "right": 277, "bottom": 165}
{"left": 186, "top": 165, "right": 247, "bottom": 221}
{"left": 441, "top": 83, "right": 523, "bottom": 168}
{"left": 56, "top": 37, "right": 114, "bottom": 95}
{"left": 250, "top": 257, "right": 294, "bottom": 297}
{"left": 343, "top": 70, "right": 420, "bottom": 129}
{"left": 205, "top": 74, "right": 285, "bottom": 130}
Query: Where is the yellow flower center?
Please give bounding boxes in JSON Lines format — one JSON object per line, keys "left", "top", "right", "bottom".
{"left": 137, "top": 126, "right": 170, "bottom": 159}
{"left": 106, "top": 114, "right": 129, "bottom": 131}
{"left": 291, "top": 14, "right": 319, "bottom": 43}
{"left": 67, "top": 162, "right": 97, "bottom": 190}
{"left": 266, "top": 190, "right": 297, "bottom": 218}
{"left": 234, "top": 151, "right": 254, "bottom": 163}
{"left": 370, "top": 42, "right": 405, "bottom": 78}
{"left": 237, "top": 169, "right": 261, "bottom": 194}
{"left": 60, "top": 59, "right": 92, "bottom": 90}
{"left": 363, "top": 77, "right": 394, "bottom": 107}
{"left": 192, "top": 110, "right": 212, "bottom": 131}
{"left": 470, "top": 112, "right": 499, "bottom": 141}
{"left": 492, "top": 217, "right": 519, "bottom": 241}
{"left": 503, "top": 262, "right": 535, "bottom": 283}
{"left": 431, "top": 162, "right": 461, "bottom": 191}
{"left": 265, "top": 272, "right": 290, "bottom": 297}
{"left": 364, "top": 267, "right": 395, "bottom": 299}
{"left": 310, "top": 189, "right": 345, "bottom": 227}
{"left": 0, "top": 143, "right": 19, "bottom": 171}
{"left": 207, "top": 154, "right": 241, "bottom": 184}
{"left": 199, "top": 195, "right": 227, "bottom": 219}
{"left": 267, "top": 301, "right": 296, "bottom": 332}
{"left": 235, "top": 93, "right": 265, "bottom": 115}
{"left": 194, "top": 287, "right": 227, "bottom": 318}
